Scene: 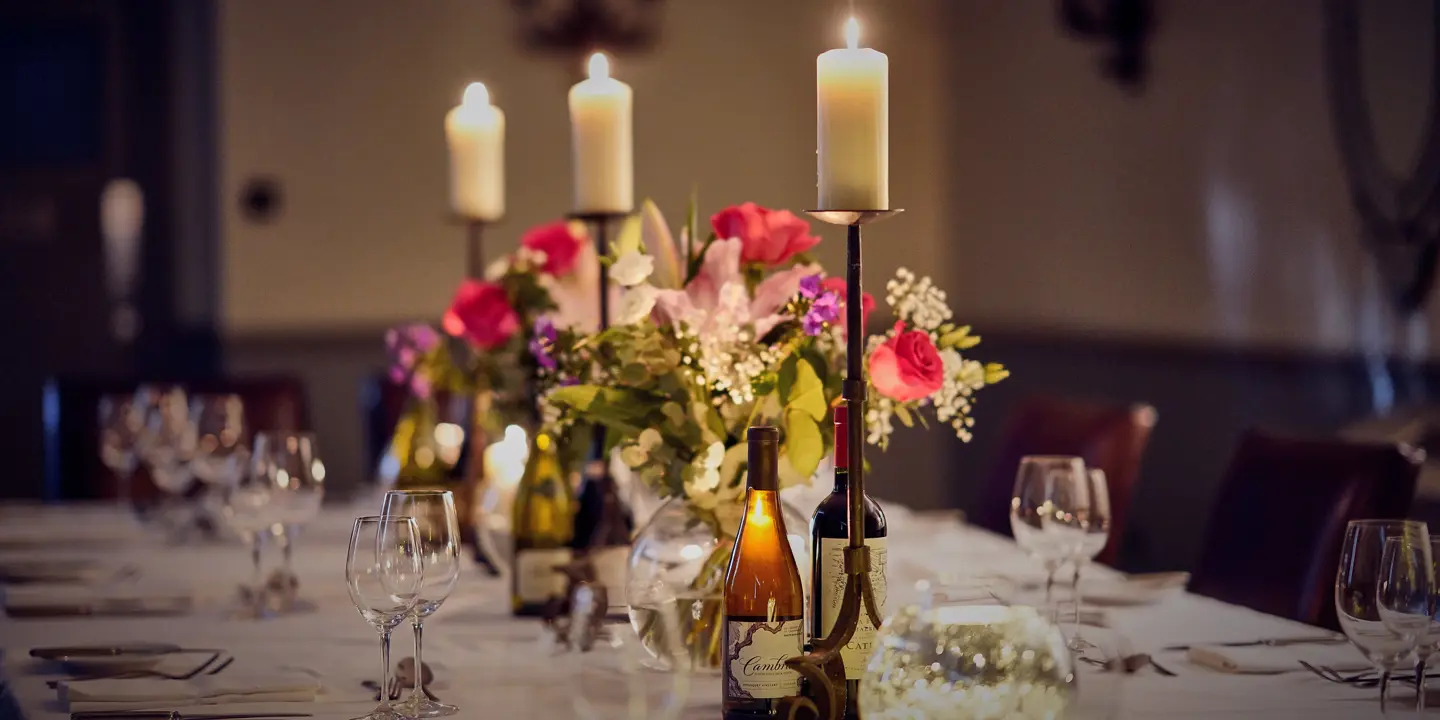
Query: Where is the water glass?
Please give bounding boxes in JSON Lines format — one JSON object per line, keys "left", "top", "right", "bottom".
{"left": 97, "top": 393, "right": 143, "bottom": 506}
{"left": 1379, "top": 534, "right": 1436, "bottom": 711}
{"left": 381, "top": 490, "right": 461, "bottom": 718}
{"left": 1068, "top": 467, "right": 1111, "bottom": 650}
{"left": 1336, "top": 519, "right": 1431, "bottom": 713}
{"left": 346, "top": 516, "right": 424, "bottom": 720}
{"left": 188, "top": 394, "right": 249, "bottom": 533}
{"left": 256, "top": 431, "right": 325, "bottom": 608}
{"left": 1010, "top": 455, "right": 1091, "bottom": 619}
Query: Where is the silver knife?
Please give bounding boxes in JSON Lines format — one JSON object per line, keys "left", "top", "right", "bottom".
{"left": 71, "top": 713, "right": 312, "bottom": 720}
{"left": 1163, "top": 635, "right": 1345, "bottom": 652}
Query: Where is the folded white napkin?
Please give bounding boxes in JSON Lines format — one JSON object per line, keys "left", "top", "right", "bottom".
{"left": 1080, "top": 572, "right": 1189, "bottom": 607}
{"left": 2, "top": 583, "right": 191, "bottom": 618}
{"left": 61, "top": 672, "right": 321, "bottom": 712}
{"left": 1186, "top": 643, "right": 1370, "bottom": 674}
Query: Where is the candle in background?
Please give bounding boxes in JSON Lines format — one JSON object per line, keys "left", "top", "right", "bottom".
{"left": 446, "top": 82, "right": 506, "bottom": 221}
{"left": 568, "top": 52, "right": 634, "bottom": 214}
{"left": 817, "top": 17, "right": 889, "bottom": 210}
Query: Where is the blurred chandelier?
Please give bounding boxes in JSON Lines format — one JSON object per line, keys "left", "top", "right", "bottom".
{"left": 512, "top": 0, "right": 665, "bottom": 58}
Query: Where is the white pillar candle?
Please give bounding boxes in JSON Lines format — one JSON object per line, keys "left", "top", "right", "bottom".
{"left": 569, "top": 52, "right": 634, "bottom": 214}
{"left": 445, "top": 82, "right": 506, "bottom": 221}
{"left": 817, "top": 18, "right": 889, "bottom": 210}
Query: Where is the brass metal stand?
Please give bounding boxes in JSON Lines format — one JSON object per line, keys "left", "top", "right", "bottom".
{"left": 779, "top": 209, "right": 903, "bottom": 720}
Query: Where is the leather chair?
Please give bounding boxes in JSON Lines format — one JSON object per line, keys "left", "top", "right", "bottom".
{"left": 1188, "top": 430, "right": 1421, "bottom": 629}
{"left": 43, "top": 375, "right": 311, "bottom": 501}
{"left": 973, "top": 395, "right": 1157, "bottom": 565}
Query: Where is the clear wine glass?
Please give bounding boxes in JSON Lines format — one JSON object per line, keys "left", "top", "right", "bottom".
{"left": 1379, "top": 535, "right": 1436, "bottom": 713}
{"left": 1337, "top": 519, "right": 1431, "bottom": 714}
{"left": 1067, "top": 467, "right": 1111, "bottom": 651}
{"left": 381, "top": 490, "right": 461, "bottom": 718}
{"left": 256, "top": 431, "right": 325, "bottom": 611}
{"left": 346, "top": 516, "right": 424, "bottom": 720}
{"left": 188, "top": 394, "right": 249, "bottom": 535}
{"left": 1420, "top": 538, "right": 1440, "bottom": 709}
{"left": 1010, "top": 455, "right": 1090, "bottom": 620}
{"left": 222, "top": 441, "right": 281, "bottom": 619}
{"left": 136, "top": 386, "right": 197, "bottom": 538}
{"left": 97, "top": 393, "right": 144, "bottom": 507}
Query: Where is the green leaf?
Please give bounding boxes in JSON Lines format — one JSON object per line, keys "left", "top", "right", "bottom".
{"left": 777, "top": 355, "right": 799, "bottom": 406}
{"left": 686, "top": 188, "right": 700, "bottom": 267}
{"left": 685, "top": 233, "right": 719, "bottom": 283}
{"left": 613, "top": 212, "right": 643, "bottom": 256}
{"left": 785, "top": 410, "right": 823, "bottom": 478}
{"left": 894, "top": 404, "right": 915, "bottom": 428}
{"left": 787, "top": 358, "right": 827, "bottom": 422}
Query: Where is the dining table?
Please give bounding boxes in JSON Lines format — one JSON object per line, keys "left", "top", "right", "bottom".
{"left": 0, "top": 496, "right": 1415, "bottom": 720}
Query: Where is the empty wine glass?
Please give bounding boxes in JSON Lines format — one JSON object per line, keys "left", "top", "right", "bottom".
{"left": 346, "top": 516, "right": 424, "bottom": 720}
{"left": 189, "top": 394, "right": 249, "bottom": 535}
{"left": 381, "top": 490, "right": 461, "bottom": 718}
{"left": 256, "top": 431, "right": 325, "bottom": 611}
{"left": 1068, "top": 467, "right": 1111, "bottom": 651}
{"left": 1379, "top": 535, "right": 1436, "bottom": 712}
{"left": 1010, "top": 455, "right": 1090, "bottom": 620}
{"left": 135, "top": 386, "right": 197, "bottom": 538}
{"left": 1420, "top": 538, "right": 1440, "bottom": 708}
{"left": 222, "top": 442, "right": 282, "bottom": 619}
{"left": 1337, "top": 519, "right": 1431, "bottom": 713}
{"left": 97, "top": 393, "right": 144, "bottom": 507}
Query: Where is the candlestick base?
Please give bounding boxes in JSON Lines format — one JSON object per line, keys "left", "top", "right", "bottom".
{"left": 566, "top": 210, "right": 633, "bottom": 224}
{"left": 805, "top": 209, "right": 904, "bottom": 226}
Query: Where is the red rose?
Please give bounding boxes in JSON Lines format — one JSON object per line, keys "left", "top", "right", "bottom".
{"left": 868, "top": 321, "right": 945, "bottom": 402}
{"left": 442, "top": 279, "right": 520, "bottom": 350}
{"left": 821, "top": 276, "right": 876, "bottom": 336}
{"left": 521, "top": 220, "right": 585, "bottom": 277}
{"left": 710, "top": 202, "right": 821, "bottom": 266}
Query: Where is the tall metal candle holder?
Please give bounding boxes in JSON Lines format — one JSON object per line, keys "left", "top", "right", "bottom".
{"left": 453, "top": 215, "right": 491, "bottom": 280}
{"left": 780, "top": 208, "right": 903, "bottom": 720}
{"left": 452, "top": 214, "right": 498, "bottom": 573}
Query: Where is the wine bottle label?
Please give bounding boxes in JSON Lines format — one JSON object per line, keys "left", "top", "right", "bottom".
{"left": 589, "top": 545, "right": 630, "bottom": 608}
{"left": 514, "top": 548, "right": 571, "bottom": 603}
{"left": 818, "top": 537, "right": 888, "bottom": 679}
{"left": 724, "top": 618, "right": 803, "bottom": 699}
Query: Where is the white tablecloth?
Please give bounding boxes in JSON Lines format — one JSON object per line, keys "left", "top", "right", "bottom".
{"left": 0, "top": 503, "right": 1412, "bottom": 719}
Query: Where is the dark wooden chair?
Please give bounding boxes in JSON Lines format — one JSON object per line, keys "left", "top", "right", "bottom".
{"left": 43, "top": 375, "right": 311, "bottom": 501}
{"left": 972, "top": 395, "right": 1157, "bottom": 566}
{"left": 1188, "top": 430, "right": 1421, "bottom": 629}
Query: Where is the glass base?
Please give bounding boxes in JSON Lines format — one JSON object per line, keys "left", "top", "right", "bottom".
{"left": 349, "top": 707, "right": 412, "bottom": 720}
{"left": 395, "top": 695, "right": 458, "bottom": 718}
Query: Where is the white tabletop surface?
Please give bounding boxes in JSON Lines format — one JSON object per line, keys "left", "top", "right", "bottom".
{"left": 0, "top": 501, "right": 1416, "bottom": 719}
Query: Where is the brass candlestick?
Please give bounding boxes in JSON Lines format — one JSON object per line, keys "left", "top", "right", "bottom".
{"left": 779, "top": 209, "right": 903, "bottom": 720}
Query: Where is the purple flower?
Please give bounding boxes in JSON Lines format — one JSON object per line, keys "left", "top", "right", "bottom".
{"left": 798, "top": 273, "right": 823, "bottom": 299}
{"left": 529, "top": 316, "right": 558, "bottom": 370}
{"left": 801, "top": 291, "right": 842, "bottom": 336}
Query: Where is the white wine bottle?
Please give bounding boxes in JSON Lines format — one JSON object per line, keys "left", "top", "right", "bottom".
{"left": 511, "top": 431, "right": 575, "bottom": 616}
{"left": 809, "top": 403, "right": 886, "bottom": 719}
{"left": 723, "top": 426, "right": 805, "bottom": 718}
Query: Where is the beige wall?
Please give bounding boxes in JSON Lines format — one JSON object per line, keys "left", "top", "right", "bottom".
{"left": 217, "top": 0, "right": 949, "bottom": 334}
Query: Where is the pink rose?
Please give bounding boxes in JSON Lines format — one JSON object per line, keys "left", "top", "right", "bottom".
{"left": 868, "top": 321, "right": 945, "bottom": 402}
{"left": 820, "top": 277, "right": 876, "bottom": 336}
{"left": 521, "top": 221, "right": 585, "bottom": 277}
{"left": 710, "top": 202, "right": 821, "bottom": 266}
{"left": 442, "top": 280, "right": 520, "bottom": 351}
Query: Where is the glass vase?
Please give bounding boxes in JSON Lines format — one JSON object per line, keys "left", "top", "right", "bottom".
{"left": 625, "top": 496, "right": 810, "bottom": 672}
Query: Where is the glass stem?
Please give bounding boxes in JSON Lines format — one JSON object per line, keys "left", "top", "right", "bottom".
{"left": 1044, "top": 561, "right": 1059, "bottom": 623}
{"left": 1072, "top": 562, "right": 1083, "bottom": 628}
{"left": 1418, "top": 658, "right": 1428, "bottom": 714}
{"left": 378, "top": 628, "right": 394, "bottom": 711}
{"left": 1381, "top": 669, "right": 1391, "bottom": 715}
{"left": 410, "top": 617, "right": 425, "bottom": 701}
{"left": 249, "top": 533, "right": 265, "bottom": 612}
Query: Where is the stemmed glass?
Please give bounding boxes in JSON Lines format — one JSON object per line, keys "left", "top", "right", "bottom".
{"left": 1379, "top": 535, "right": 1436, "bottom": 712}
{"left": 188, "top": 394, "right": 249, "bottom": 534}
{"left": 1336, "top": 519, "right": 1431, "bottom": 714}
{"left": 257, "top": 431, "right": 325, "bottom": 610}
{"left": 1067, "top": 468, "right": 1111, "bottom": 650}
{"left": 346, "top": 516, "right": 424, "bottom": 720}
{"left": 381, "top": 490, "right": 461, "bottom": 717}
{"left": 1010, "top": 455, "right": 1091, "bottom": 620}
{"left": 222, "top": 441, "right": 282, "bottom": 619}
{"left": 97, "top": 394, "right": 144, "bottom": 507}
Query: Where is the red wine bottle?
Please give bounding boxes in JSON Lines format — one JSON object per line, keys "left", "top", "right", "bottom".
{"left": 809, "top": 403, "right": 887, "bottom": 720}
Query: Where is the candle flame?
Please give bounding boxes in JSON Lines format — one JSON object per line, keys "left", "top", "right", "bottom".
{"left": 462, "top": 81, "right": 489, "bottom": 107}
{"left": 588, "top": 52, "right": 610, "bottom": 80}
{"left": 844, "top": 17, "right": 860, "bottom": 49}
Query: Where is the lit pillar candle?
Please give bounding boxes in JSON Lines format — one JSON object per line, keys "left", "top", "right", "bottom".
{"left": 568, "top": 52, "right": 634, "bottom": 214}
{"left": 817, "top": 18, "right": 889, "bottom": 210}
{"left": 446, "top": 82, "right": 506, "bottom": 221}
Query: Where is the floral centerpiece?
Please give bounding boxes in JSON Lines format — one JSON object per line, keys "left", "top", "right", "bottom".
{"left": 535, "top": 199, "right": 1007, "bottom": 668}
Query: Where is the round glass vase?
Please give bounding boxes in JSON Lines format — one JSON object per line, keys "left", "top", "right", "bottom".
{"left": 625, "top": 496, "right": 810, "bottom": 672}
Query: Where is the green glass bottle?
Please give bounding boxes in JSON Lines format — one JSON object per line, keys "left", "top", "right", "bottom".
{"left": 511, "top": 432, "right": 576, "bottom": 616}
